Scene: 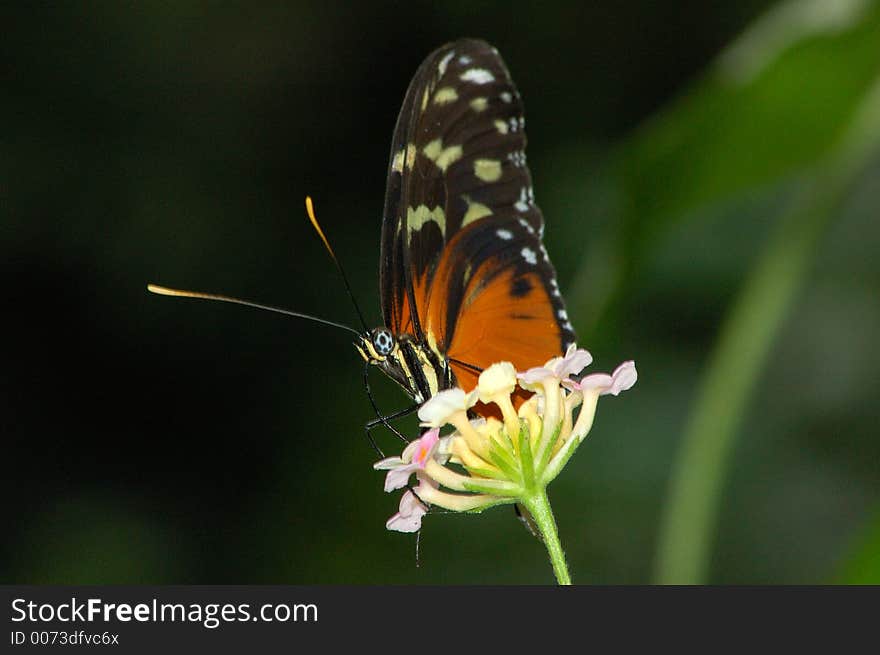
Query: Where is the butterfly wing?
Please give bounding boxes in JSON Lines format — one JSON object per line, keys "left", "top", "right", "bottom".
{"left": 380, "top": 39, "right": 576, "bottom": 393}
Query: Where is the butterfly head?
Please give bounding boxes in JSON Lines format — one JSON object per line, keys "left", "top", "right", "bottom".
{"left": 356, "top": 327, "right": 453, "bottom": 406}
{"left": 357, "top": 327, "right": 397, "bottom": 363}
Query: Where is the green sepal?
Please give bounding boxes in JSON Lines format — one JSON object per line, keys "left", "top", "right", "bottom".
{"left": 518, "top": 421, "right": 536, "bottom": 490}
{"left": 486, "top": 437, "right": 521, "bottom": 481}
{"left": 540, "top": 430, "right": 582, "bottom": 486}
{"left": 537, "top": 422, "right": 563, "bottom": 473}
{"left": 464, "top": 496, "right": 517, "bottom": 514}
{"left": 464, "top": 464, "right": 511, "bottom": 481}
{"left": 461, "top": 478, "right": 522, "bottom": 497}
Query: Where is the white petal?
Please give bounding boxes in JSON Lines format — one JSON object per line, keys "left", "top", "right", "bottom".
{"left": 543, "top": 354, "right": 564, "bottom": 371}
{"left": 418, "top": 388, "right": 476, "bottom": 426}
{"left": 478, "top": 361, "right": 517, "bottom": 400}
{"left": 435, "top": 435, "right": 455, "bottom": 464}
{"left": 373, "top": 456, "right": 404, "bottom": 470}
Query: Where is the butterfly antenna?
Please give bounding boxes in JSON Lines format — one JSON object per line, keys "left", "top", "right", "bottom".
{"left": 146, "top": 284, "right": 361, "bottom": 336}
{"left": 305, "top": 196, "right": 370, "bottom": 333}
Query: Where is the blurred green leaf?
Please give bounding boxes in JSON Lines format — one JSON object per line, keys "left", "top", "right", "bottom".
{"left": 12, "top": 497, "right": 186, "bottom": 584}
{"left": 569, "top": 0, "right": 880, "bottom": 323}
{"left": 648, "top": 1, "right": 880, "bottom": 583}
{"left": 618, "top": 0, "right": 880, "bottom": 250}
{"left": 653, "top": 155, "right": 873, "bottom": 584}
{"left": 838, "top": 507, "right": 880, "bottom": 583}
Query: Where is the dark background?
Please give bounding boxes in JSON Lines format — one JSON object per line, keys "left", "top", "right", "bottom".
{"left": 3, "top": 1, "right": 879, "bottom": 584}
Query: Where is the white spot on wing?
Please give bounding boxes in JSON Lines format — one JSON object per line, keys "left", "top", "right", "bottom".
{"left": 406, "top": 205, "right": 446, "bottom": 239}
{"left": 473, "top": 158, "right": 502, "bottom": 182}
{"left": 539, "top": 243, "right": 549, "bottom": 262}
{"left": 423, "top": 138, "right": 462, "bottom": 172}
{"left": 393, "top": 143, "right": 417, "bottom": 171}
{"left": 433, "top": 87, "right": 458, "bottom": 104}
{"left": 507, "top": 150, "right": 526, "bottom": 167}
{"left": 558, "top": 309, "right": 568, "bottom": 320}
{"left": 518, "top": 217, "right": 535, "bottom": 235}
{"left": 460, "top": 68, "right": 495, "bottom": 84}
{"left": 458, "top": 55, "right": 472, "bottom": 65}
{"left": 496, "top": 228, "right": 513, "bottom": 240}
{"left": 521, "top": 247, "right": 537, "bottom": 265}
{"left": 438, "top": 51, "right": 455, "bottom": 76}
{"left": 391, "top": 148, "right": 405, "bottom": 173}
{"left": 515, "top": 187, "right": 530, "bottom": 212}
{"left": 470, "top": 97, "right": 488, "bottom": 112}
{"left": 461, "top": 198, "right": 493, "bottom": 226}
{"left": 500, "top": 91, "right": 512, "bottom": 103}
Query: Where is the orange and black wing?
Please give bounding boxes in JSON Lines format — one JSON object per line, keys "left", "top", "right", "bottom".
{"left": 379, "top": 39, "right": 576, "bottom": 392}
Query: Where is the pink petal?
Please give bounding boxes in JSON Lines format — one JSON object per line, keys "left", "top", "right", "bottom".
{"left": 412, "top": 428, "right": 440, "bottom": 467}
{"left": 576, "top": 372, "right": 613, "bottom": 392}
{"left": 384, "top": 463, "right": 418, "bottom": 492}
{"left": 574, "top": 361, "right": 637, "bottom": 396}
{"left": 606, "top": 361, "right": 637, "bottom": 395}
{"left": 385, "top": 491, "right": 428, "bottom": 533}
{"left": 517, "top": 366, "right": 554, "bottom": 385}
{"left": 554, "top": 347, "right": 593, "bottom": 378}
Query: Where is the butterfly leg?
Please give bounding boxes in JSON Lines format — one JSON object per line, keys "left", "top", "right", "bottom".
{"left": 362, "top": 362, "right": 420, "bottom": 453}
{"left": 514, "top": 503, "right": 543, "bottom": 541}
{"left": 363, "top": 404, "right": 420, "bottom": 459}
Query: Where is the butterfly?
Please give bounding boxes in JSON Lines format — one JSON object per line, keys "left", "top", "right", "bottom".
{"left": 355, "top": 38, "right": 576, "bottom": 416}
{"left": 149, "top": 38, "right": 575, "bottom": 430}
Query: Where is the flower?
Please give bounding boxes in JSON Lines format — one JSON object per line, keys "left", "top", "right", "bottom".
{"left": 418, "top": 388, "right": 477, "bottom": 427}
{"left": 477, "top": 362, "right": 520, "bottom": 436}
{"left": 376, "top": 344, "right": 638, "bottom": 543}
{"left": 418, "top": 387, "right": 485, "bottom": 457}
{"left": 515, "top": 345, "right": 594, "bottom": 457}
{"left": 477, "top": 361, "right": 517, "bottom": 400}
{"left": 566, "top": 360, "right": 638, "bottom": 397}
{"left": 385, "top": 483, "right": 433, "bottom": 533}
{"left": 517, "top": 343, "right": 593, "bottom": 386}
{"left": 563, "top": 360, "right": 638, "bottom": 443}
{"left": 373, "top": 427, "right": 440, "bottom": 492}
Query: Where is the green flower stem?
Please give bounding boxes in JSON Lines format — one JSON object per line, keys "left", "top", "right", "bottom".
{"left": 522, "top": 489, "right": 571, "bottom": 585}
{"left": 654, "top": 76, "right": 880, "bottom": 584}
{"left": 654, "top": 174, "right": 834, "bottom": 584}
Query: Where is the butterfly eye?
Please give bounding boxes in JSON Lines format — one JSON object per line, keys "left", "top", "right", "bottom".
{"left": 371, "top": 328, "right": 395, "bottom": 357}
